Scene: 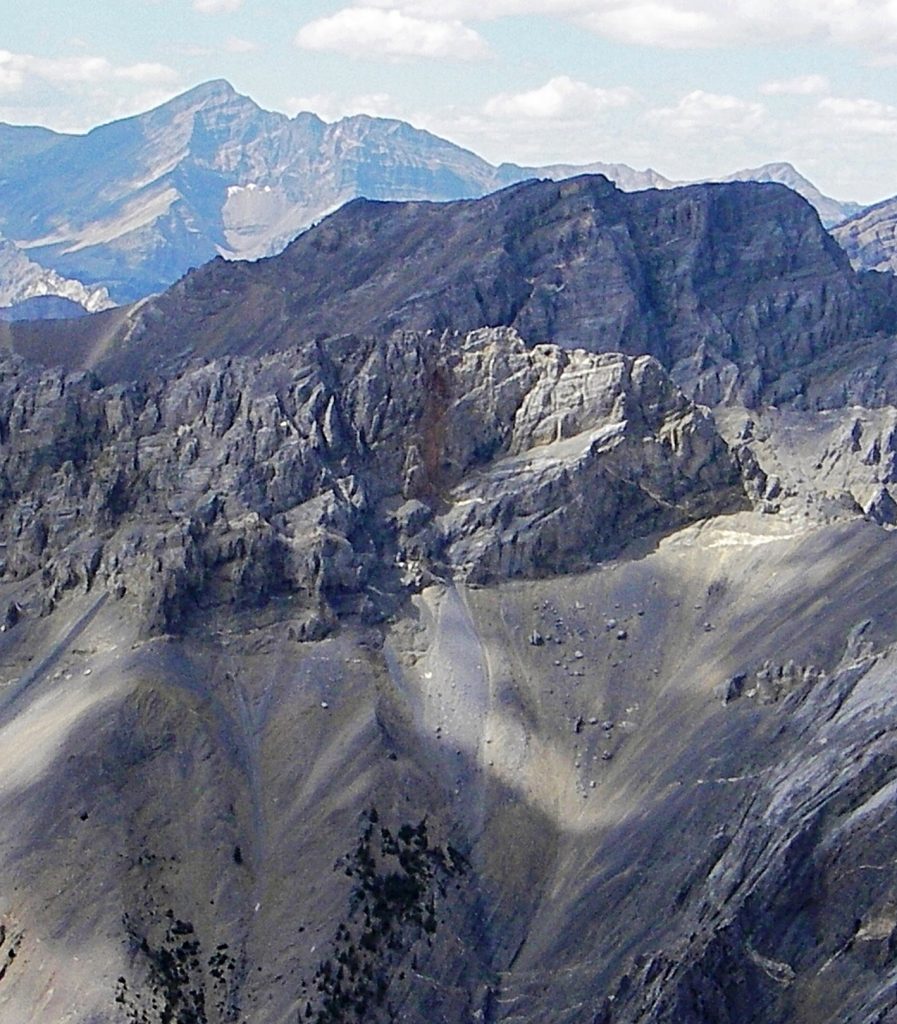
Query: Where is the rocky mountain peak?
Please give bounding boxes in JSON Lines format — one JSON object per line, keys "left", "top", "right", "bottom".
{"left": 150, "top": 77, "right": 244, "bottom": 116}
{"left": 718, "top": 160, "right": 863, "bottom": 226}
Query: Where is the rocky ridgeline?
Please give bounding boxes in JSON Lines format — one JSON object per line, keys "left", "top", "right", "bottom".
{"left": 833, "top": 195, "right": 897, "bottom": 276}
{"left": 0, "top": 79, "right": 865, "bottom": 308}
{"left": 0, "top": 327, "right": 743, "bottom": 634}
{"left": 50, "top": 175, "right": 888, "bottom": 411}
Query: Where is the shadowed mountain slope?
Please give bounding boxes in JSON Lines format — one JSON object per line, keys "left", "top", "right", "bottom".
{"left": 11, "top": 175, "right": 895, "bottom": 407}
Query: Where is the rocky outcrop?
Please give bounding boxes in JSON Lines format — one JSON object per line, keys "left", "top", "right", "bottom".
{"left": 0, "top": 328, "right": 743, "bottom": 634}
{"left": 715, "top": 405, "right": 897, "bottom": 523}
{"left": 437, "top": 349, "right": 735, "bottom": 581}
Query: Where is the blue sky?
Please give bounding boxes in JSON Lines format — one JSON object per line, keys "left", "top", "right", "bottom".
{"left": 3, "top": 1, "right": 897, "bottom": 203}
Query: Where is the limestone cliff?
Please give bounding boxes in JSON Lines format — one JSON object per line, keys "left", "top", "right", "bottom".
{"left": 0, "top": 327, "right": 742, "bottom": 637}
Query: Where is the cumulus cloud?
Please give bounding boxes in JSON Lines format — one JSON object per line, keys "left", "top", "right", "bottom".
{"left": 0, "top": 50, "right": 177, "bottom": 90}
{"left": 295, "top": 6, "right": 491, "bottom": 60}
{"left": 761, "top": 74, "right": 830, "bottom": 96}
{"left": 193, "top": 0, "right": 243, "bottom": 12}
{"left": 484, "top": 76, "right": 633, "bottom": 120}
{"left": 816, "top": 96, "right": 897, "bottom": 135}
{"left": 580, "top": 3, "right": 720, "bottom": 48}
{"left": 363, "top": 0, "right": 897, "bottom": 56}
{"left": 648, "top": 90, "right": 766, "bottom": 135}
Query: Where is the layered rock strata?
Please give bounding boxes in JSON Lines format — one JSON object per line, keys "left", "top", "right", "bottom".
{"left": 15, "top": 176, "right": 893, "bottom": 408}
{"left": 0, "top": 327, "right": 743, "bottom": 635}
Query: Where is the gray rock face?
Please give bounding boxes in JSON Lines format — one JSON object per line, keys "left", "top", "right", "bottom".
{"left": 832, "top": 194, "right": 897, "bottom": 275}
{"left": 29, "top": 175, "right": 892, "bottom": 408}
{"left": 437, "top": 348, "right": 736, "bottom": 581}
{"left": 0, "top": 327, "right": 742, "bottom": 634}
{"left": 715, "top": 405, "right": 897, "bottom": 524}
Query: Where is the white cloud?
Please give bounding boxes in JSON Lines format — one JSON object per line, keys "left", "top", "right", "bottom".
{"left": 193, "top": 0, "right": 243, "bottom": 12}
{"left": 580, "top": 3, "right": 720, "bottom": 48}
{"left": 0, "top": 50, "right": 177, "bottom": 91}
{"left": 363, "top": 0, "right": 897, "bottom": 56}
{"left": 295, "top": 6, "right": 491, "bottom": 60}
{"left": 224, "top": 36, "right": 260, "bottom": 53}
{"left": 175, "top": 37, "right": 259, "bottom": 57}
{"left": 816, "top": 96, "right": 897, "bottom": 135}
{"left": 761, "top": 74, "right": 830, "bottom": 96}
{"left": 0, "top": 55, "right": 24, "bottom": 93}
{"left": 484, "top": 76, "right": 633, "bottom": 120}
{"left": 366, "top": 0, "right": 570, "bottom": 15}
{"left": 648, "top": 90, "right": 766, "bottom": 135}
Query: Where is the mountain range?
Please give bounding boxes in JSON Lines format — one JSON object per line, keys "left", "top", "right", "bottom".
{"left": 17, "top": 173, "right": 894, "bottom": 410}
{"left": 4, "top": 114, "right": 897, "bottom": 1023}
{"left": 0, "top": 80, "right": 873, "bottom": 311}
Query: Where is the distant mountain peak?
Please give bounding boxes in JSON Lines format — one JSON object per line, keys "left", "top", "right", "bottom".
{"left": 150, "top": 78, "right": 255, "bottom": 120}
{"left": 0, "top": 80, "right": 876, "bottom": 305}
{"left": 179, "top": 78, "right": 238, "bottom": 102}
